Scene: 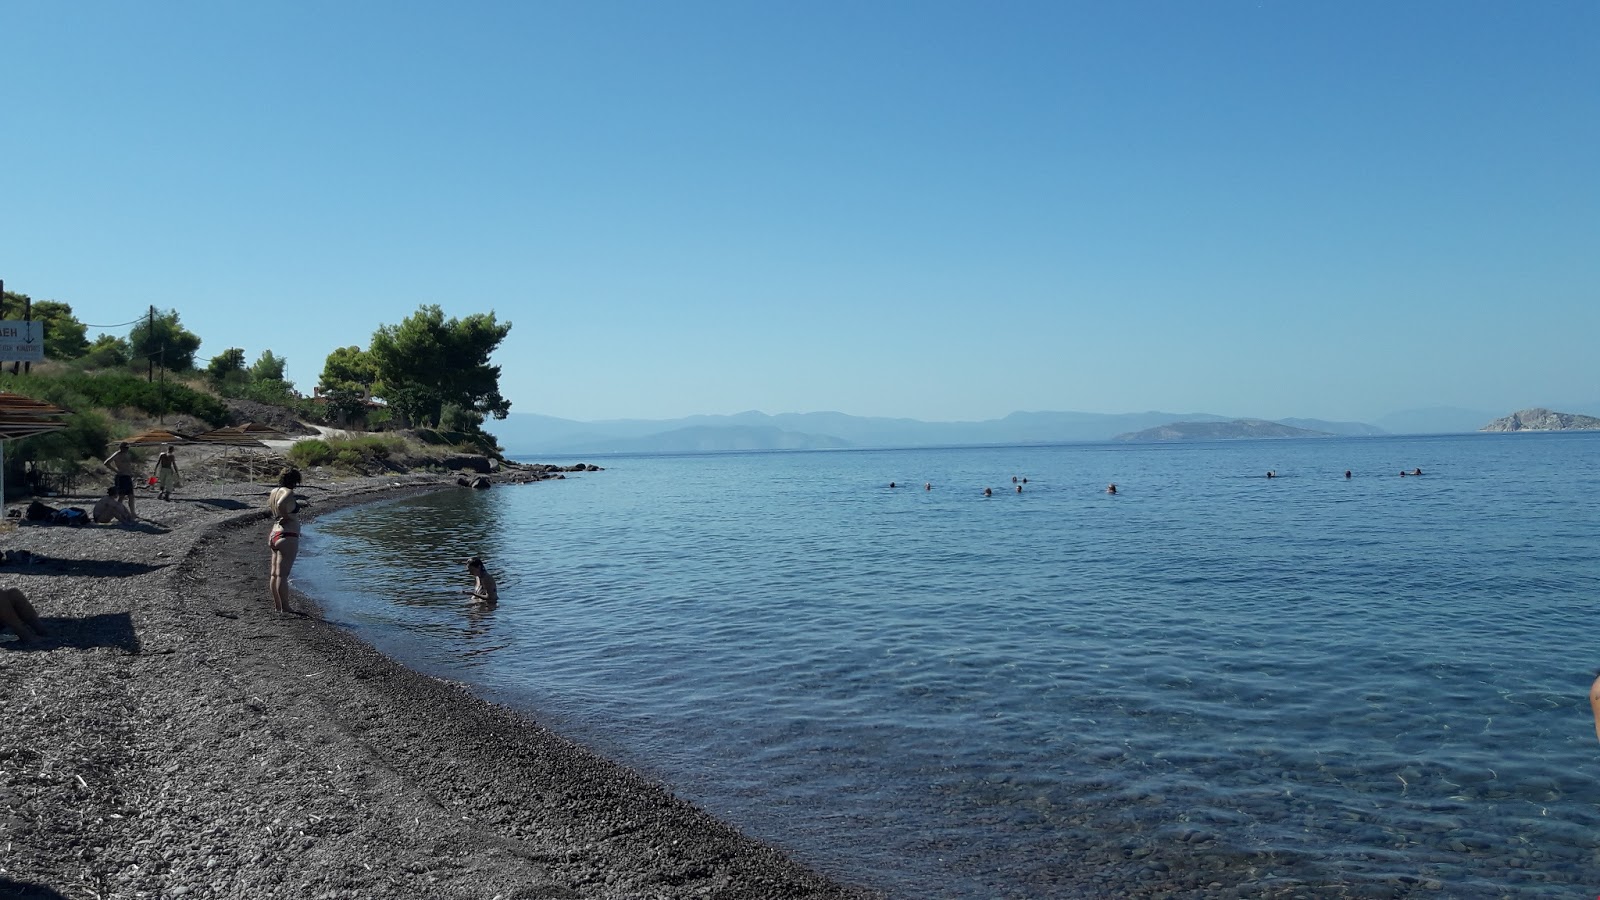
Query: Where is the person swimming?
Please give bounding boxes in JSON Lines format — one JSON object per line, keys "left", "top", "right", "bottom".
{"left": 1016, "top": 484, "right": 1022, "bottom": 493}
{"left": 983, "top": 487, "right": 992, "bottom": 497}
{"left": 1590, "top": 672, "right": 1600, "bottom": 744}
{"left": 1344, "top": 470, "right": 1352, "bottom": 479}
{"left": 1106, "top": 483, "right": 1117, "bottom": 494}
{"left": 924, "top": 482, "right": 931, "bottom": 491}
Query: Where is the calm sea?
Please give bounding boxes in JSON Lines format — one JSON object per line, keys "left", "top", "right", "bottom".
{"left": 296, "top": 433, "right": 1600, "bottom": 898}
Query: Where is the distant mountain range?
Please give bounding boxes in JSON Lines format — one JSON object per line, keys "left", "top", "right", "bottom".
{"left": 489, "top": 402, "right": 1600, "bottom": 456}
{"left": 491, "top": 409, "right": 1388, "bottom": 455}
{"left": 1114, "top": 419, "right": 1335, "bottom": 442}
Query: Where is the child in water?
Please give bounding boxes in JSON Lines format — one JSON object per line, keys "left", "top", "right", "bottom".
{"left": 465, "top": 556, "right": 498, "bottom": 604}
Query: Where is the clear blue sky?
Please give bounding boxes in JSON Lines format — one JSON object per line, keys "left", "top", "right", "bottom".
{"left": 3, "top": 1, "right": 1595, "bottom": 424}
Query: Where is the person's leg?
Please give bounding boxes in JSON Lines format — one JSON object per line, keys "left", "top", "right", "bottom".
{"left": 274, "top": 539, "right": 300, "bottom": 614}
{"left": 269, "top": 546, "right": 284, "bottom": 612}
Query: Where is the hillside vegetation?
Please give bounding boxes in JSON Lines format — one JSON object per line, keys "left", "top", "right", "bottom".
{"left": 0, "top": 295, "right": 514, "bottom": 497}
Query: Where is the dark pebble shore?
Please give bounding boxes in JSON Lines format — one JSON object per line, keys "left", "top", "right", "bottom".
{"left": 0, "top": 474, "right": 879, "bottom": 900}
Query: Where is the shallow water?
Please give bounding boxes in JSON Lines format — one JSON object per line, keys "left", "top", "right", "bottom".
{"left": 297, "top": 433, "right": 1600, "bottom": 897}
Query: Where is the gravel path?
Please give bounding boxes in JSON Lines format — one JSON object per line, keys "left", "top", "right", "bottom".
{"left": 0, "top": 473, "right": 878, "bottom": 900}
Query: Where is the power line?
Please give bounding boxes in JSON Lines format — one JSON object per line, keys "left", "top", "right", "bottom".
{"left": 80, "top": 316, "right": 148, "bottom": 330}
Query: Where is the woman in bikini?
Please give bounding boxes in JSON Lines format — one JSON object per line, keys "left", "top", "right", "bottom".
{"left": 268, "top": 468, "right": 304, "bottom": 614}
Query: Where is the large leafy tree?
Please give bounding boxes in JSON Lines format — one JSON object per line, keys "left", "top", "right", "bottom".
{"left": 206, "top": 347, "right": 247, "bottom": 381}
{"left": 317, "top": 345, "right": 379, "bottom": 425}
{"left": 249, "top": 349, "right": 287, "bottom": 383}
{"left": 367, "top": 305, "right": 512, "bottom": 428}
{"left": 34, "top": 300, "right": 91, "bottom": 360}
{"left": 128, "top": 308, "right": 203, "bottom": 371}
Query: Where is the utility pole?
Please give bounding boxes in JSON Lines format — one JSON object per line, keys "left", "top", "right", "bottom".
{"left": 0, "top": 278, "right": 9, "bottom": 378}
{"left": 8, "top": 286, "right": 23, "bottom": 377}
{"left": 21, "top": 293, "right": 30, "bottom": 376}
{"left": 147, "top": 305, "right": 155, "bottom": 383}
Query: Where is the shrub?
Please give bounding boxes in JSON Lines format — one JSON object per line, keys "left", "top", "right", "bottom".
{"left": 287, "top": 439, "right": 334, "bottom": 469}
{"left": 4, "top": 409, "right": 115, "bottom": 499}
{"left": 2, "top": 371, "right": 229, "bottom": 426}
{"left": 286, "top": 434, "right": 406, "bottom": 473}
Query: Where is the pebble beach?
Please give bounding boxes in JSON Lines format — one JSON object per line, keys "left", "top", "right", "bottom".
{"left": 0, "top": 472, "right": 875, "bottom": 900}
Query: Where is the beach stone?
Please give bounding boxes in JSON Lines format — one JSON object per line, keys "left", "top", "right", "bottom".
{"left": 440, "top": 454, "right": 493, "bottom": 474}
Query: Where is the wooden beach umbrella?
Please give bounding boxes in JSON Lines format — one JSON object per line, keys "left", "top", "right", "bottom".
{"left": 0, "top": 393, "right": 71, "bottom": 503}
{"left": 236, "top": 422, "right": 294, "bottom": 442}
{"left": 191, "top": 426, "right": 269, "bottom": 447}
{"left": 192, "top": 425, "right": 280, "bottom": 482}
{"left": 122, "top": 427, "right": 196, "bottom": 446}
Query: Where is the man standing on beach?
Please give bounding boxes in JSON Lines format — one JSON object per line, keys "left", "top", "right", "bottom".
{"left": 104, "top": 441, "right": 137, "bottom": 520}
{"left": 153, "top": 444, "right": 181, "bottom": 501}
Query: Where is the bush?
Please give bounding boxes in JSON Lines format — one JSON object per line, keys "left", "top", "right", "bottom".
{"left": 287, "top": 439, "right": 334, "bottom": 468}
{"left": 287, "top": 434, "right": 407, "bottom": 473}
{"left": 1, "top": 370, "right": 229, "bottom": 426}
{"left": 4, "top": 409, "right": 115, "bottom": 499}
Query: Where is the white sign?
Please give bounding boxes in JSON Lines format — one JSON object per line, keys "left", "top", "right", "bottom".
{"left": 0, "top": 321, "right": 44, "bottom": 362}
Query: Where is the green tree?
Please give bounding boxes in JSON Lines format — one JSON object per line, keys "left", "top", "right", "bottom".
{"left": 207, "top": 347, "right": 247, "bottom": 381}
{"left": 249, "top": 349, "right": 287, "bottom": 383}
{"left": 34, "top": 300, "right": 91, "bottom": 360}
{"left": 367, "top": 306, "right": 512, "bottom": 428}
{"left": 128, "top": 308, "right": 203, "bottom": 371}
{"left": 320, "top": 345, "right": 377, "bottom": 389}
{"left": 317, "top": 345, "right": 378, "bottom": 425}
{"left": 81, "top": 334, "right": 131, "bottom": 369}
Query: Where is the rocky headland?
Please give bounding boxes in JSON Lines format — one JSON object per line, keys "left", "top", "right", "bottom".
{"left": 1479, "top": 407, "right": 1600, "bottom": 432}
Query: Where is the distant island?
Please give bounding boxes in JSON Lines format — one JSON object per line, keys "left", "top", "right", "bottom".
{"left": 1480, "top": 408, "right": 1600, "bottom": 432}
{"left": 1113, "top": 419, "right": 1334, "bottom": 442}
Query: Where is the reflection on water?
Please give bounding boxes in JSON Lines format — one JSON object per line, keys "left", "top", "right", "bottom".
{"left": 297, "top": 435, "right": 1600, "bottom": 897}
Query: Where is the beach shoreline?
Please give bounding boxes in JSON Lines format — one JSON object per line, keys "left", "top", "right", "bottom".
{"left": 0, "top": 474, "right": 876, "bottom": 900}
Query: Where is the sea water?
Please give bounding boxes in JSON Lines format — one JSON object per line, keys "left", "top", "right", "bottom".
{"left": 296, "top": 433, "right": 1600, "bottom": 897}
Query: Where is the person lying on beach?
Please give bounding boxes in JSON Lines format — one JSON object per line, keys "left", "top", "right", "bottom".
{"left": 92, "top": 487, "right": 135, "bottom": 525}
{"left": 0, "top": 587, "right": 47, "bottom": 642}
{"left": 465, "top": 556, "right": 497, "bottom": 604}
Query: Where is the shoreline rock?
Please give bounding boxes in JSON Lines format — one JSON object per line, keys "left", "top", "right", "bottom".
{"left": 0, "top": 473, "right": 875, "bottom": 900}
